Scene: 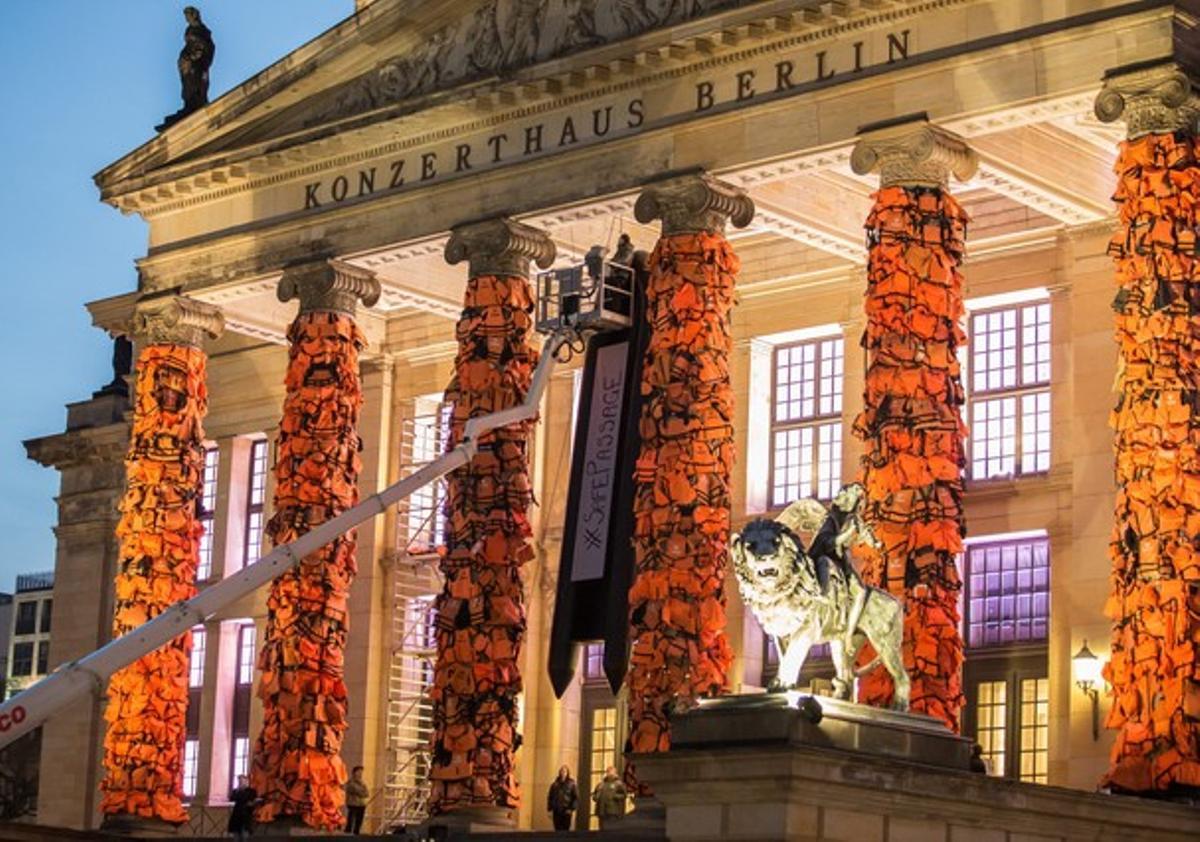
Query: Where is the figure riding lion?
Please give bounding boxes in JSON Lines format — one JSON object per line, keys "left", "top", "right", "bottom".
{"left": 730, "top": 483, "right": 910, "bottom": 709}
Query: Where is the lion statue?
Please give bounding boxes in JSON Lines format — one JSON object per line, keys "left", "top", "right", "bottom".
{"left": 731, "top": 483, "right": 910, "bottom": 709}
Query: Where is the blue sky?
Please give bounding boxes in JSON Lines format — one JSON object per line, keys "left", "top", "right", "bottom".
{"left": 0, "top": 3, "right": 351, "bottom": 593}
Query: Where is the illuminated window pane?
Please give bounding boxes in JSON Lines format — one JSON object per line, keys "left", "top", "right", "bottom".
{"left": 583, "top": 643, "right": 605, "bottom": 681}
{"left": 405, "top": 403, "right": 450, "bottom": 553}
{"left": 237, "top": 623, "right": 256, "bottom": 686}
{"left": 770, "top": 334, "right": 843, "bottom": 507}
{"left": 244, "top": 439, "right": 268, "bottom": 567}
{"left": 232, "top": 737, "right": 250, "bottom": 781}
{"left": 1021, "top": 392, "right": 1051, "bottom": 474}
{"left": 968, "top": 299, "right": 1051, "bottom": 479}
{"left": 965, "top": 537, "right": 1050, "bottom": 649}
{"left": 975, "top": 679, "right": 1006, "bottom": 777}
{"left": 189, "top": 627, "right": 206, "bottom": 688}
{"left": 588, "top": 707, "right": 619, "bottom": 830}
{"left": 1019, "top": 677, "right": 1049, "bottom": 783}
{"left": 183, "top": 739, "right": 200, "bottom": 799}
{"left": 971, "top": 397, "right": 1016, "bottom": 478}
{"left": 197, "top": 446, "right": 220, "bottom": 581}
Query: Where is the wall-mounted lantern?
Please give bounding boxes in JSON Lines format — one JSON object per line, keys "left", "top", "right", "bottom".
{"left": 1073, "top": 639, "right": 1103, "bottom": 741}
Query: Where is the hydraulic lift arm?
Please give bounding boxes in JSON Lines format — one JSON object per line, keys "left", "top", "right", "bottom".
{"left": 0, "top": 331, "right": 570, "bottom": 750}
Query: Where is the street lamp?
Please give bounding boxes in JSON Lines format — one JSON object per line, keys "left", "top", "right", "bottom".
{"left": 1073, "top": 639, "right": 1103, "bottom": 741}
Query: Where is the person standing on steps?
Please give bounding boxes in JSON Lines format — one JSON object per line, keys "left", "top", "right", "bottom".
{"left": 344, "top": 765, "right": 370, "bottom": 834}
{"left": 547, "top": 764, "right": 579, "bottom": 830}
{"left": 591, "top": 765, "right": 628, "bottom": 830}
{"left": 227, "top": 775, "right": 257, "bottom": 841}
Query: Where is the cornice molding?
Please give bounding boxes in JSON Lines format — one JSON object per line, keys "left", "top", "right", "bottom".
{"left": 101, "top": 0, "right": 969, "bottom": 218}
{"left": 25, "top": 430, "right": 129, "bottom": 471}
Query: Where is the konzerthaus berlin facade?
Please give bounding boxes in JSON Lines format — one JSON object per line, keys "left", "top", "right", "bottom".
{"left": 21, "top": 0, "right": 1200, "bottom": 835}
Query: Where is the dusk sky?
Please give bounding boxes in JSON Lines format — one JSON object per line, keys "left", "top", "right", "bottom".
{"left": 0, "top": 3, "right": 351, "bottom": 593}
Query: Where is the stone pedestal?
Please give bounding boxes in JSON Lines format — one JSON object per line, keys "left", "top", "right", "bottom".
{"left": 635, "top": 693, "right": 1200, "bottom": 842}
{"left": 672, "top": 693, "right": 971, "bottom": 770}
{"left": 97, "top": 815, "right": 181, "bottom": 838}
{"left": 431, "top": 805, "right": 517, "bottom": 833}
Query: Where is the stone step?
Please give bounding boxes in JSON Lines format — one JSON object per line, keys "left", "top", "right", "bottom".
{"left": 0, "top": 823, "right": 665, "bottom": 842}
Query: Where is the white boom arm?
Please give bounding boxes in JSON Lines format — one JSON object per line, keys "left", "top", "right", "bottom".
{"left": 0, "top": 332, "right": 569, "bottom": 749}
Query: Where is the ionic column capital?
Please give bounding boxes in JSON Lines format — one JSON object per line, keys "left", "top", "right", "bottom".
{"left": 277, "top": 259, "right": 381, "bottom": 317}
{"left": 634, "top": 172, "right": 755, "bottom": 235}
{"left": 444, "top": 217, "right": 556, "bottom": 279}
{"left": 1094, "top": 61, "right": 1200, "bottom": 138}
{"left": 851, "top": 115, "right": 978, "bottom": 189}
{"left": 126, "top": 292, "right": 224, "bottom": 347}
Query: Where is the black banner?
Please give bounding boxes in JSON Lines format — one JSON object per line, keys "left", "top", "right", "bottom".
{"left": 547, "top": 264, "right": 649, "bottom": 697}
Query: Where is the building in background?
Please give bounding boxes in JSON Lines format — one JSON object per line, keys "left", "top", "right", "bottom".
{"left": 6, "top": 572, "right": 53, "bottom": 699}
{"left": 17, "top": 0, "right": 1200, "bottom": 836}
{"left": 0, "top": 593, "right": 13, "bottom": 688}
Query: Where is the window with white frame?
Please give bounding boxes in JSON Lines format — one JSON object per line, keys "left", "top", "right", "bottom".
{"left": 237, "top": 622, "right": 256, "bottom": 686}
{"left": 404, "top": 398, "right": 450, "bottom": 554}
{"left": 189, "top": 627, "right": 207, "bottom": 688}
{"left": 229, "top": 622, "right": 256, "bottom": 786}
{"left": 244, "top": 440, "right": 268, "bottom": 566}
{"left": 967, "top": 297, "right": 1050, "bottom": 479}
{"left": 197, "top": 446, "right": 220, "bottom": 580}
{"left": 232, "top": 737, "right": 250, "bottom": 782}
{"left": 961, "top": 532, "right": 1050, "bottom": 785}
{"left": 770, "top": 334, "right": 844, "bottom": 506}
{"left": 582, "top": 642, "right": 605, "bottom": 682}
{"left": 963, "top": 535, "right": 1050, "bottom": 649}
{"left": 183, "top": 738, "right": 200, "bottom": 799}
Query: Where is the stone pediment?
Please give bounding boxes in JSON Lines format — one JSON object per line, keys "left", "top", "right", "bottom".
{"left": 95, "top": 0, "right": 767, "bottom": 201}
{"left": 267, "top": 0, "right": 762, "bottom": 135}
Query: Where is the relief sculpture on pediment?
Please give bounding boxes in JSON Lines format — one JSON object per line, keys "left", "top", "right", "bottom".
{"left": 309, "top": 0, "right": 753, "bottom": 127}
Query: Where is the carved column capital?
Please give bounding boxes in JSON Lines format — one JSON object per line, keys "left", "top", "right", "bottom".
{"left": 1095, "top": 61, "right": 1200, "bottom": 138}
{"left": 634, "top": 172, "right": 755, "bottom": 235}
{"left": 851, "top": 116, "right": 978, "bottom": 189}
{"left": 125, "top": 292, "right": 224, "bottom": 347}
{"left": 444, "top": 217, "right": 556, "bottom": 279}
{"left": 277, "top": 259, "right": 381, "bottom": 316}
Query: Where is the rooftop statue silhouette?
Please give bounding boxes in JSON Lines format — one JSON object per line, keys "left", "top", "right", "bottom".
{"left": 156, "top": 6, "right": 215, "bottom": 132}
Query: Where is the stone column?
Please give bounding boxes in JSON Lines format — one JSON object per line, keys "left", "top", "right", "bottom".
{"left": 343, "top": 352, "right": 394, "bottom": 834}
{"left": 625, "top": 173, "right": 755, "bottom": 792}
{"left": 428, "top": 217, "right": 554, "bottom": 825}
{"left": 1093, "top": 61, "right": 1200, "bottom": 794}
{"left": 25, "top": 381, "right": 129, "bottom": 830}
{"left": 99, "top": 293, "right": 224, "bottom": 829}
{"left": 251, "top": 259, "right": 380, "bottom": 830}
{"left": 849, "top": 117, "right": 977, "bottom": 731}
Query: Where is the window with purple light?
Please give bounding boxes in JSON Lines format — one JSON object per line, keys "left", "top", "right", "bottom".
{"left": 582, "top": 642, "right": 605, "bottom": 682}
{"left": 964, "top": 536, "right": 1050, "bottom": 649}
{"left": 770, "top": 334, "right": 844, "bottom": 506}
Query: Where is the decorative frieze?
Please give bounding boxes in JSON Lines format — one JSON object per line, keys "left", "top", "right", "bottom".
{"left": 851, "top": 116, "right": 977, "bottom": 188}
{"left": 125, "top": 292, "right": 224, "bottom": 347}
{"left": 1094, "top": 61, "right": 1200, "bottom": 138}
{"left": 443, "top": 217, "right": 555, "bottom": 279}
{"left": 277, "top": 258, "right": 382, "bottom": 316}
{"left": 634, "top": 172, "right": 755, "bottom": 235}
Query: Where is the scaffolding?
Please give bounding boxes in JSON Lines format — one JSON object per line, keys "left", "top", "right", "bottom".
{"left": 379, "top": 408, "right": 447, "bottom": 831}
